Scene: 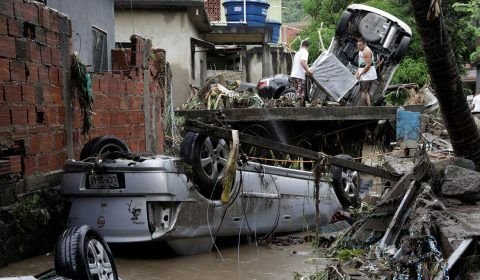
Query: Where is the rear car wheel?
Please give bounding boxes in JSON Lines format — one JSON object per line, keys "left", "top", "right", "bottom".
{"left": 80, "top": 136, "right": 129, "bottom": 160}
{"left": 279, "top": 88, "right": 297, "bottom": 99}
{"left": 392, "top": 36, "right": 410, "bottom": 63}
{"left": 55, "top": 225, "right": 118, "bottom": 280}
{"left": 336, "top": 10, "right": 352, "bottom": 37}
{"left": 331, "top": 154, "right": 361, "bottom": 207}
{"left": 181, "top": 132, "right": 229, "bottom": 200}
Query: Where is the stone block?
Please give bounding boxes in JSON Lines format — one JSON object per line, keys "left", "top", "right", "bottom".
{"left": 441, "top": 165, "right": 480, "bottom": 201}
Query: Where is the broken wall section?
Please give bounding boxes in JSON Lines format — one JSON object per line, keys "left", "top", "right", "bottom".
{"left": 0, "top": 0, "right": 70, "bottom": 199}
{"left": 76, "top": 37, "right": 166, "bottom": 159}
{"left": 0, "top": 0, "right": 166, "bottom": 267}
{"left": 0, "top": 0, "right": 70, "bottom": 267}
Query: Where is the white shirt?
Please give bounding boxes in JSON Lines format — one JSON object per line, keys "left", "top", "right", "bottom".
{"left": 358, "top": 48, "right": 377, "bottom": 81}
{"left": 472, "top": 95, "right": 480, "bottom": 112}
{"left": 291, "top": 48, "right": 309, "bottom": 80}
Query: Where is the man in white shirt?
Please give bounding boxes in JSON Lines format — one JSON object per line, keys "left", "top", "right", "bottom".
{"left": 471, "top": 90, "right": 480, "bottom": 114}
{"left": 290, "top": 40, "right": 312, "bottom": 106}
{"left": 355, "top": 37, "right": 377, "bottom": 106}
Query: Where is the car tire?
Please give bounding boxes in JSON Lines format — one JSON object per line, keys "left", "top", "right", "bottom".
{"left": 331, "top": 154, "right": 361, "bottom": 207}
{"left": 336, "top": 10, "right": 352, "bottom": 37}
{"left": 55, "top": 225, "right": 119, "bottom": 280}
{"left": 279, "top": 88, "right": 297, "bottom": 99}
{"left": 392, "top": 36, "right": 410, "bottom": 63}
{"left": 80, "top": 136, "right": 129, "bottom": 160}
{"left": 181, "top": 132, "right": 229, "bottom": 200}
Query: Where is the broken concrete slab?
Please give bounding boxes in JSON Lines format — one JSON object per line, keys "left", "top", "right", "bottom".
{"left": 351, "top": 155, "right": 435, "bottom": 242}
{"left": 434, "top": 157, "right": 476, "bottom": 175}
{"left": 441, "top": 165, "right": 480, "bottom": 201}
{"left": 383, "top": 155, "right": 415, "bottom": 175}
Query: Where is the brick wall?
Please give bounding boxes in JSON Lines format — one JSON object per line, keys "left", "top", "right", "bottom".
{"left": 0, "top": 0, "right": 69, "bottom": 187}
{"left": 281, "top": 24, "right": 308, "bottom": 45}
{"left": 0, "top": 0, "right": 166, "bottom": 267}
{"left": 0, "top": 0, "right": 166, "bottom": 202}
{"left": 205, "top": 0, "right": 221, "bottom": 22}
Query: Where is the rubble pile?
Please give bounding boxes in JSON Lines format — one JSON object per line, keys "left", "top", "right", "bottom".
{"left": 303, "top": 153, "right": 480, "bottom": 279}
{"left": 182, "top": 76, "right": 263, "bottom": 110}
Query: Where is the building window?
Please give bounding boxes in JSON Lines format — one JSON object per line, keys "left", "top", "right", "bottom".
{"left": 92, "top": 27, "right": 108, "bottom": 72}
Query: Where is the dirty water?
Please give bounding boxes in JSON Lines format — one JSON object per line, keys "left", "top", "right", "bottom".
{"left": 0, "top": 238, "right": 326, "bottom": 280}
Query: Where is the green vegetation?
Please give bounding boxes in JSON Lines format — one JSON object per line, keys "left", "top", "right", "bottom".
{"left": 291, "top": 0, "right": 477, "bottom": 88}
{"left": 282, "top": 0, "right": 306, "bottom": 23}
{"left": 336, "top": 248, "right": 364, "bottom": 261}
{"left": 453, "top": 0, "right": 480, "bottom": 64}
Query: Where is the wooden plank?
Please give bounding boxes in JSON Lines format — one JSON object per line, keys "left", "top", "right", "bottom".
{"left": 176, "top": 107, "right": 398, "bottom": 122}
{"left": 185, "top": 120, "right": 401, "bottom": 181}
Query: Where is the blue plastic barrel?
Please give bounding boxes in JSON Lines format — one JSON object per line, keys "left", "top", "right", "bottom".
{"left": 266, "top": 19, "right": 281, "bottom": 43}
{"left": 223, "top": 0, "right": 270, "bottom": 27}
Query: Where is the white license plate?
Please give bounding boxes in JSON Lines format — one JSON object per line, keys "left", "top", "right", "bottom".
{"left": 88, "top": 174, "right": 120, "bottom": 189}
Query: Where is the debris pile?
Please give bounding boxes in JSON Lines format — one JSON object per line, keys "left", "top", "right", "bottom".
{"left": 182, "top": 76, "right": 263, "bottom": 110}
{"left": 300, "top": 153, "right": 480, "bottom": 279}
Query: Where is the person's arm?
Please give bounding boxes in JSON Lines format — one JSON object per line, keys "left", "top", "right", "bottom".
{"left": 301, "top": 59, "right": 312, "bottom": 76}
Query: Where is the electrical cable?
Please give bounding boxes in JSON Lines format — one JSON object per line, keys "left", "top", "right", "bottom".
{"left": 206, "top": 177, "right": 224, "bottom": 261}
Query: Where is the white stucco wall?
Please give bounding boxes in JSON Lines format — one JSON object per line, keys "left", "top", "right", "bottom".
{"left": 115, "top": 9, "right": 205, "bottom": 107}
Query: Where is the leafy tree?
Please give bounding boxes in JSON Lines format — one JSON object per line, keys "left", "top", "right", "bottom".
{"left": 282, "top": 0, "right": 307, "bottom": 23}
{"left": 453, "top": 0, "right": 480, "bottom": 63}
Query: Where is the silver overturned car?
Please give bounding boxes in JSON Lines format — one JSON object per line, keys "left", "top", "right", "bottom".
{"left": 62, "top": 134, "right": 357, "bottom": 255}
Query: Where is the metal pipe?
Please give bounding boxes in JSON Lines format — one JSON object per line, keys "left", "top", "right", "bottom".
{"left": 243, "top": 0, "right": 246, "bottom": 25}
{"left": 240, "top": 192, "right": 280, "bottom": 199}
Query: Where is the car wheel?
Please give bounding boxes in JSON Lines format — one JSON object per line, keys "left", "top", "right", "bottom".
{"left": 280, "top": 88, "right": 297, "bottom": 99}
{"left": 331, "top": 154, "right": 361, "bottom": 207}
{"left": 181, "top": 132, "right": 229, "bottom": 200}
{"left": 55, "top": 225, "right": 118, "bottom": 280}
{"left": 80, "top": 136, "right": 129, "bottom": 160}
{"left": 336, "top": 10, "right": 352, "bottom": 37}
{"left": 392, "top": 36, "right": 410, "bottom": 63}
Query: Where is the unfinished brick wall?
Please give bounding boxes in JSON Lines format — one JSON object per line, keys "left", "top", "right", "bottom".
{"left": 281, "top": 24, "right": 308, "bottom": 44}
{"left": 0, "top": 0, "right": 69, "bottom": 187}
{"left": 0, "top": 0, "right": 166, "bottom": 267}
{"left": 0, "top": 0, "right": 166, "bottom": 202}
{"left": 78, "top": 37, "right": 165, "bottom": 159}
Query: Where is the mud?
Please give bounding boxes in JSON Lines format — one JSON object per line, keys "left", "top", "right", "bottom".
{"left": 0, "top": 238, "right": 329, "bottom": 279}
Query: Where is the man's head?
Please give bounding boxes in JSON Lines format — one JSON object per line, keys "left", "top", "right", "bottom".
{"left": 301, "top": 40, "right": 310, "bottom": 49}
{"left": 357, "top": 37, "right": 367, "bottom": 51}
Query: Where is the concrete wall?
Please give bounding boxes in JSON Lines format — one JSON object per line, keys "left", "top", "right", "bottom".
{"left": 47, "top": 0, "right": 115, "bottom": 70}
{"left": 246, "top": 46, "right": 291, "bottom": 82}
{"left": 247, "top": 50, "right": 263, "bottom": 83}
{"left": 115, "top": 9, "right": 206, "bottom": 107}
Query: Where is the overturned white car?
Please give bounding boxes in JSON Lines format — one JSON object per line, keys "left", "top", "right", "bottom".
{"left": 310, "top": 4, "right": 412, "bottom": 105}
{"left": 62, "top": 134, "right": 357, "bottom": 255}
